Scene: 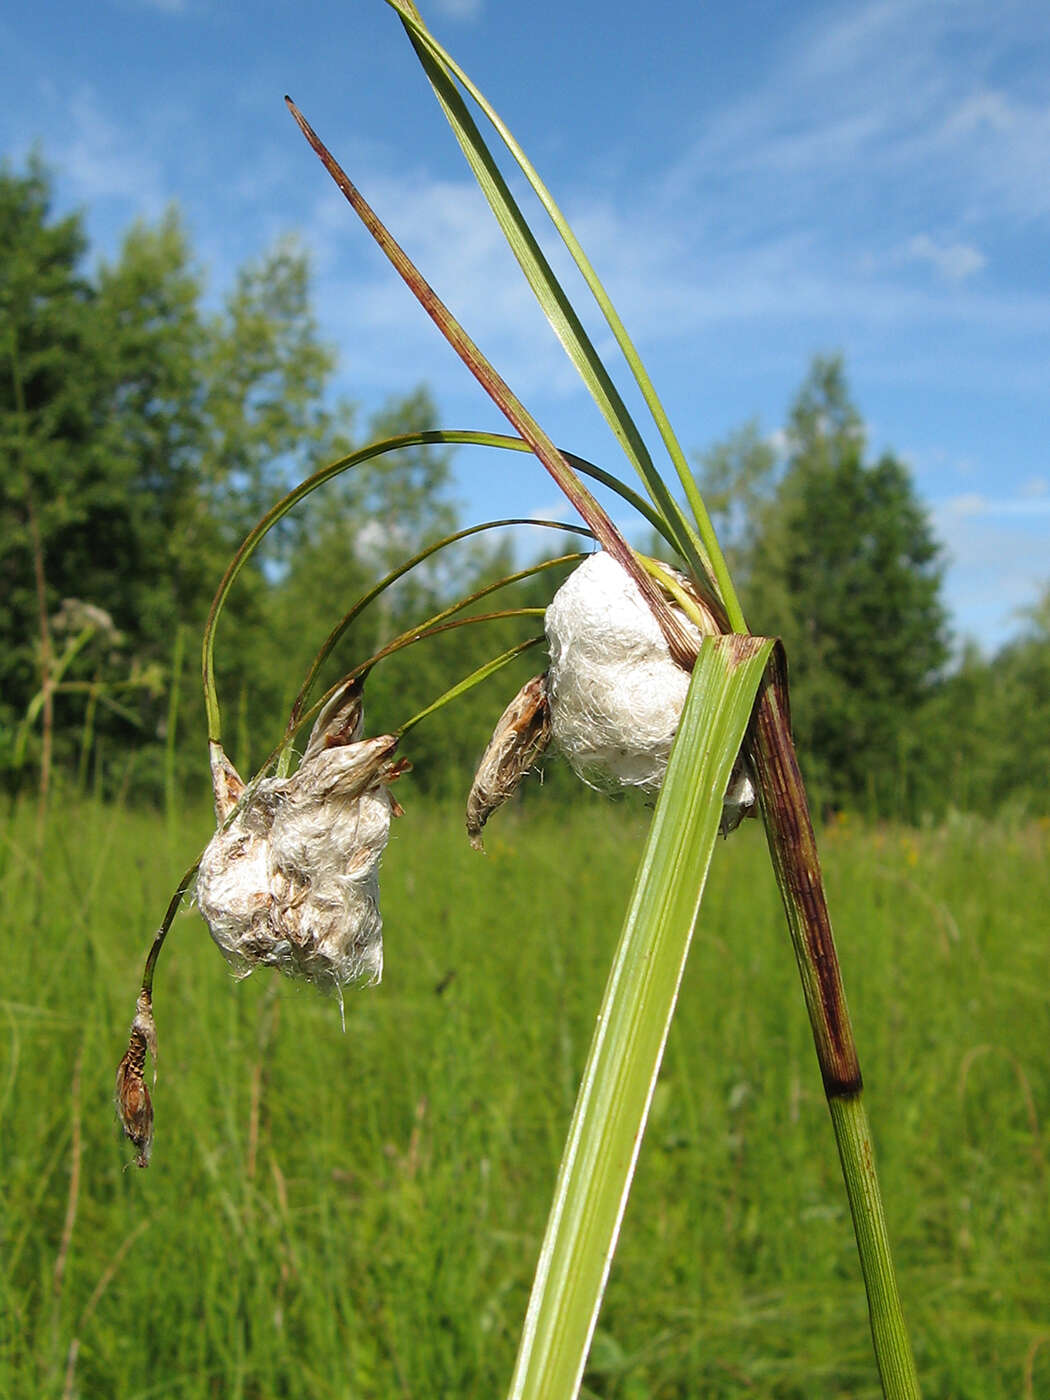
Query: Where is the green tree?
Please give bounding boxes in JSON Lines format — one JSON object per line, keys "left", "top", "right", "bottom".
{"left": 919, "top": 583, "right": 1050, "bottom": 817}
{"left": 724, "top": 356, "right": 949, "bottom": 812}
{"left": 94, "top": 214, "right": 350, "bottom": 789}
{"left": 986, "top": 587, "right": 1050, "bottom": 814}
{"left": 0, "top": 158, "right": 357, "bottom": 793}
{"left": 94, "top": 213, "right": 340, "bottom": 632}
{"left": 259, "top": 389, "right": 459, "bottom": 765}
{"left": 1, "top": 159, "right": 117, "bottom": 734}
{"left": 2, "top": 156, "right": 552, "bottom": 802}
{"left": 91, "top": 210, "right": 210, "bottom": 649}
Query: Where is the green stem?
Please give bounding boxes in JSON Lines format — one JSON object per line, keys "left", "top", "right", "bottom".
{"left": 165, "top": 623, "right": 186, "bottom": 846}
{"left": 749, "top": 650, "right": 919, "bottom": 1396}
{"left": 372, "top": 15, "right": 916, "bottom": 1390}
{"left": 286, "top": 545, "right": 585, "bottom": 740}
{"left": 389, "top": 0, "right": 707, "bottom": 587}
{"left": 140, "top": 861, "right": 200, "bottom": 998}
{"left": 273, "top": 607, "right": 549, "bottom": 782}
{"left": 829, "top": 1094, "right": 922, "bottom": 1398}
{"left": 397, "top": 634, "right": 545, "bottom": 736}
{"left": 386, "top": 0, "right": 745, "bottom": 630}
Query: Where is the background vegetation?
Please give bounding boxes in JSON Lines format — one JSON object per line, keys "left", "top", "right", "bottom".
{"left": 2, "top": 797, "right": 1047, "bottom": 1398}
{"left": 3, "top": 156, "right": 1049, "bottom": 822}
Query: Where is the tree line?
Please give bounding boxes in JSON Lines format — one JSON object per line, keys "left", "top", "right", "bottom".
{"left": 2, "top": 157, "right": 1046, "bottom": 821}
{"left": 694, "top": 357, "right": 1050, "bottom": 820}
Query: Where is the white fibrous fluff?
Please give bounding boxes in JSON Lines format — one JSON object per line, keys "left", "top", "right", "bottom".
{"left": 545, "top": 551, "right": 713, "bottom": 793}
{"left": 196, "top": 727, "right": 405, "bottom": 994}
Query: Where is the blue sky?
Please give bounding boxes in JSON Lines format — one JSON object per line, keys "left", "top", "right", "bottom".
{"left": 3, "top": 0, "right": 1048, "bottom": 651}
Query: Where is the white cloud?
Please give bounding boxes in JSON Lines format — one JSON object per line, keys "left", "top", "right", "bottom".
{"left": 900, "top": 234, "right": 986, "bottom": 281}
{"left": 936, "top": 89, "right": 1050, "bottom": 221}
{"left": 296, "top": 134, "right": 1050, "bottom": 424}
{"left": 663, "top": 0, "right": 1050, "bottom": 228}
{"left": 933, "top": 491, "right": 1050, "bottom": 646}
{"left": 942, "top": 491, "right": 987, "bottom": 520}
{"left": 108, "top": 0, "right": 191, "bottom": 12}
{"left": 304, "top": 169, "right": 592, "bottom": 404}
{"left": 942, "top": 90, "right": 1016, "bottom": 139}
{"left": 940, "top": 491, "right": 1050, "bottom": 520}
{"left": 62, "top": 88, "right": 168, "bottom": 215}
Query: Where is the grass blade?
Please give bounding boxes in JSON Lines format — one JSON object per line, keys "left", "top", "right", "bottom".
{"left": 397, "top": 634, "right": 545, "bottom": 736}
{"left": 386, "top": 0, "right": 744, "bottom": 630}
{"left": 288, "top": 36, "right": 920, "bottom": 1393}
{"left": 508, "top": 634, "right": 774, "bottom": 1400}
{"left": 387, "top": 0, "right": 713, "bottom": 595}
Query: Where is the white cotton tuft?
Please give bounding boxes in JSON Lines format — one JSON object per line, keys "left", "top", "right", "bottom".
{"left": 545, "top": 551, "right": 709, "bottom": 793}
{"left": 196, "top": 729, "right": 405, "bottom": 994}
{"left": 544, "top": 551, "right": 755, "bottom": 831}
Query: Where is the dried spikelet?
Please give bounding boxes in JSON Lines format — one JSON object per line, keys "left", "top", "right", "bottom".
{"left": 300, "top": 677, "right": 365, "bottom": 760}
{"left": 545, "top": 552, "right": 756, "bottom": 827}
{"left": 467, "top": 673, "right": 551, "bottom": 850}
{"left": 209, "top": 745, "right": 246, "bottom": 822}
{"left": 115, "top": 990, "right": 157, "bottom": 1168}
{"left": 196, "top": 681, "right": 409, "bottom": 993}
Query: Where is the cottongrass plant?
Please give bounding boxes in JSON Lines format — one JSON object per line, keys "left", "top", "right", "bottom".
{"left": 117, "top": 5, "right": 921, "bottom": 1396}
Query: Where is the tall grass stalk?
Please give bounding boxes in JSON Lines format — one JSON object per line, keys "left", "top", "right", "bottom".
{"left": 285, "top": 9, "right": 921, "bottom": 1395}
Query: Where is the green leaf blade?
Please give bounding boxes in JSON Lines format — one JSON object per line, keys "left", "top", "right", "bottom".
{"left": 386, "top": 1, "right": 716, "bottom": 596}
{"left": 387, "top": 0, "right": 746, "bottom": 629}
{"left": 508, "top": 634, "right": 774, "bottom": 1400}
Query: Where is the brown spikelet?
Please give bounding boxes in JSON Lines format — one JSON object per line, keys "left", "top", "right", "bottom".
{"left": 301, "top": 677, "right": 365, "bottom": 761}
{"left": 209, "top": 744, "right": 245, "bottom": 821}
{"left": 467, "top": 674, "right": 551, "bottom": 850}
{"left": 116, "top": 990, "right": 157, "bottom": 1169}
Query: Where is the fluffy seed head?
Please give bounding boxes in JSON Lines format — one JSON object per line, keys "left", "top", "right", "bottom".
{"left": 545, "top": 552, "right": 756, "bottom": 827}
{"left": 545, "top": 552, "right": 713, "bottom": 792}
{"left": 196, "top": 683, "right": 407, "bottom": 993}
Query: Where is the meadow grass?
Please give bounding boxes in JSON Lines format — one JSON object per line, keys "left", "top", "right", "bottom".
{"left": 1, "top": 792, "right": 1047, "bottom": 1398}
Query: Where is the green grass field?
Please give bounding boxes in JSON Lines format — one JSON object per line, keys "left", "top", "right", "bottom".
{"left": 1, "top": 792, "right": 1047, "bottom": 1398}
